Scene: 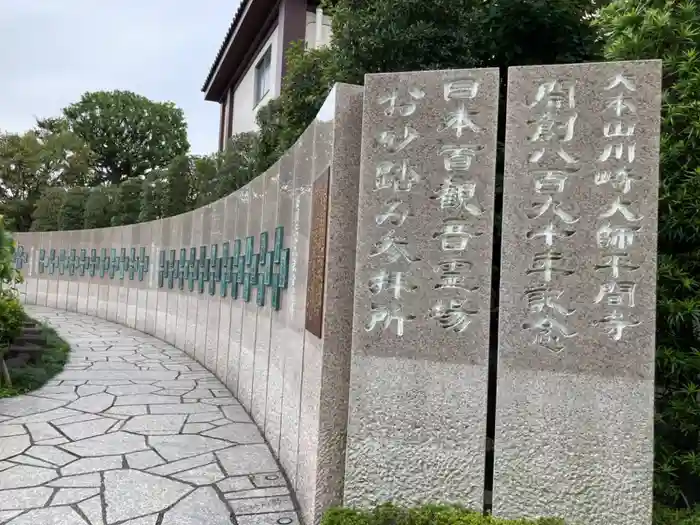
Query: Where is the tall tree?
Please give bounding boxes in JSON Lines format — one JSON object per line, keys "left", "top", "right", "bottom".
{"left": 0, "top": 130, "right": 92, "bottom": 231}
{"left": 30, "top": 187, "right": 66, "bottom": 232}
{"left": 158, "top": 155, "right": 196, "bottom": 218}
{"left": 83, "top": 186, "right": 118, "bottom": 229}
{"left": 595, "top": 0, "right": 700, "bottom": 511}
{"left": 111, "top": 178, "right": 145, "bottom": 226}
{"left": 139, "top": 172, "right": 164, "bottom": 223}
{"left": 59, "top": 187, "right": 90, "bottom": 231}
{"left": 40, "top": 90, "right": 190, "bottom": 185}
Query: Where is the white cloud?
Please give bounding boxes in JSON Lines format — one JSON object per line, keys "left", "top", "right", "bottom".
{"left": 0, "top": 0, "right": 239, "bottom": 154}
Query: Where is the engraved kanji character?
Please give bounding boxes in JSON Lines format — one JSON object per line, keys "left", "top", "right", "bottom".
{"left": 595, "top": 253, "right": 640, "bottom": 279}
{"left": 378, "top": 126, "right": 419, "bottom": 153}
{"left": 378, "top": 87, "right": 426, "bottom": 117}
{"left": 596, "top": 223, "right": 640, "bottom": 250}
{"left": 432, "top": 178, "right": 483, "bottom": 216}
{"left": 528, "top": 148, "right": 579, "bottom": 166}
{"left": 531, "top": 169, "right": 572, "bottom": 194}
{"left": 375, "top": 160, "right": 421, "bottom": 192}
{"left": 375, "top": 198, "right": 411, "bottom": 227}
{"left": 429, "top": 298, "right": 478, "bottom": 333}
{"left": 525, "top": 287, "right": 576, "bottom": 317}
{"left": 605, "top": 92, "right": 637, "bottom": 117}
{"left": 599, "top": 196, "right": 643, "bottom": 222}
{"left": 599, "top": 122, "right": 636, "bottom": 163}
{"left": 526, "top": 250, "right": 575, "bottom": 283}
{"left": 593, "top": 310, "right": 640, "bottom": 341}
{"left": 604, "top": 73, "right": 636, "bottom": 92}
{"left": 369, "top": 230, "right": 421, "bottom": 264}
{"left": 529, "top": 113, "right": 577, "bottom": 143}
{"left": 522, "top": 316, "right": 577, "bottom": 354}
{"left": 594, "top": 166, "right": 640, "bottom": 194}
{"left": 444, "top": 79, "right": 480, "bottom": 101}
{"left": 594, "top": 281, "right": 636, "bottom": 308}
{"left": 439, "top": 145, "right": 483, "bottom": 171}
{"left": 439, "top": 103, "right": 482, "bottom": 137}
{"left": 433, "top": 259, "right": 479, "bottom": 294}
{"left": 365, "top": 302, "right": 415, "bottom": 336}
{"left": 526, "top": 222, "right": 575, "bottom": 247}
{"left": 433, "top": 219, "right": 482, "bottom": 252}
{"left": 529, "top": 80, "right": 576, "bottom": 110}
{"left": 527, "top": 196, "right": 579, "bottom": 224}
{"left": 368, "top": 270, "right": 418, "bottom": 299}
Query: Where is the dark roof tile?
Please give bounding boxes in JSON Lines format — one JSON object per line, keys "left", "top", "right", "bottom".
{"left": 201, "top": 0, "right": 250, "bottom": 92}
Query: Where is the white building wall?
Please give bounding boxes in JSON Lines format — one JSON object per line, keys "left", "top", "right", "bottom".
{"left": 232, "top": 25, "right": 281, "bottom": 135}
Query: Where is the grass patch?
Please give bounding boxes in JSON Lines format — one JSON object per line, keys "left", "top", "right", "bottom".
{"left": 0, "top": 318, "right": 70, "bottom": 398}
{"left": 322, "top": 504, "right": 564, "bottom": 525}
{"left": 654, "top": 506, "right": 700, "bottom": 525}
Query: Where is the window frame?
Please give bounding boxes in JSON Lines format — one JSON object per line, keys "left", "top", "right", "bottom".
{"left": 254, "top": 47, "right": 272, "bottom": 106}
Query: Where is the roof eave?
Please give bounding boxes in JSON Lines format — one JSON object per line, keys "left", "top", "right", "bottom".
{"left": 202, "top": 0, "right": 280, "bottom": 102}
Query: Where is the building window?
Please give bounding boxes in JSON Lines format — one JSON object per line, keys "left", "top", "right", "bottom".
{"left": 254, "top": 47, "right": 272, "bottom": 105}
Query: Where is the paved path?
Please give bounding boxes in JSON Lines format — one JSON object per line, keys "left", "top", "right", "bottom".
{"left": 0, "top": 306, "right": 299, "bottom": 525}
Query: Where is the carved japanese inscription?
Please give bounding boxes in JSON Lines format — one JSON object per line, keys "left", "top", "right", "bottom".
{"left": 494, "top": 60, "right": 661, "bottom": 525}
{"left": 352, "top": 68, "right": 499, "bottom": 362}
{"left": 345, "top": 67, "right": 499, "bottom": 514}
{"left": 498, "top": 60, "right": 661, "bottom": 376}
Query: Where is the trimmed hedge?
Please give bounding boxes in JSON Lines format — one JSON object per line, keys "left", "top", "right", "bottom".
{"left": 321, "top": 504, "right": 564, "bottom": 525}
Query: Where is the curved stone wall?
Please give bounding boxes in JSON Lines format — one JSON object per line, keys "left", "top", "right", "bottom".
{"left": 13, "top": 83, "right": 364, "bottom": 525}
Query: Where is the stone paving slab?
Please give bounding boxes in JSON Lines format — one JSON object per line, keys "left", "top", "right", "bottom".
{"left": 0, "top": 306, "right": 300, "bottom": 525}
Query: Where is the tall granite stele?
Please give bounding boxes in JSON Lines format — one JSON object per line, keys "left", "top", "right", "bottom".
{"left": 345, "top": 68, "right": 500, "bottom": 509}
{"left": 495, "top": 60, "right": 662, "bottom": 525}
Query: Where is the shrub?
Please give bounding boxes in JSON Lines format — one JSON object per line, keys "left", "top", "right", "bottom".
{"left": 0, "top": 295, "right": 24, "bottom": 346}
{"left": 0, "top": 216, "right": 22, "bottom": 294}
{"left": 0, "top": 319, "right": 71, "bottom": 398}
{"left": 321, "top": 504, "right": 564, "bottom": 525}
{"left": 654, "top": 506, "right": 700, "bottom": 525}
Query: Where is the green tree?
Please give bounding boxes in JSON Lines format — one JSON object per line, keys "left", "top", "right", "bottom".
{"left": 40, "top": 90, "right": 190, "bottom": 185}
{"left": 216, "top": 133, "right": 258, "bottom": 198}
{"left": 254, "top": 0, "right": 602, "bottom": 174}
{"left": 111, "top": 178, "right": 145, "bottom": 226}
{"left": 0, "top": 130, "right": 92, "bottom": 231}
{"left": 59, "top": 187, "right": 89, "bottom": 231}
{"left": 192, "top": 154, "right": 219, "bottom": 208}
{"left": 139, "top": 173, "right": 163, "bottom": 223}
{"left": 0, "top": 216, "right": 22, "bottom": 294}
{"left": 595, "top": 0, "right": 700, "bottom": 510}
{"left": 30, "top": 187, "right": 66, "bottom": 232}
{"left": 158, "top": 155, "right": 195, "bottom": 217}
{"left": 83, "top": 186, "right": 118, "bottom": 229}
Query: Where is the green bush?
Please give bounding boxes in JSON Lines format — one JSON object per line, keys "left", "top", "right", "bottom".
{"left": 0, "top": 295, "right": 24, "bottom": 346}
{"left": 0, "top": 319, "right": 70, "bottom": 399}
{"left": 0, "top": 216, "right": 22, "bottom": 294}
{"left": 321, "top": 504, "right": 563, "bottom": 525}
{"left": 654, "top": 506, "right": 700, "bottom": 525}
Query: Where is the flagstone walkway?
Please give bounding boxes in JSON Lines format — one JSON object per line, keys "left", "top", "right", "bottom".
{"left": 0, "top": 306, "right": 299, "bottom": 525}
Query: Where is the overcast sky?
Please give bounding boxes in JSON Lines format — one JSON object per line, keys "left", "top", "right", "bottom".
{"left": 0, "top": 1, "right": 239, "bottom": 154}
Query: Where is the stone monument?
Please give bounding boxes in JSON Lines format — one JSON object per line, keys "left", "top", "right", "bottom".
{"left": 494, "top": 60, "right": 662, "bottom": 525}
{"left": 345, "top": 68, "right": 500, "bottom": 509}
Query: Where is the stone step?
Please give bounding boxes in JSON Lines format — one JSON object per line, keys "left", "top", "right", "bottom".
{"left": 6, "top": 344, "right": 46, "bottom": 364}
{"left": 14, "top": 333, "right": 46, "bottom": 345}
